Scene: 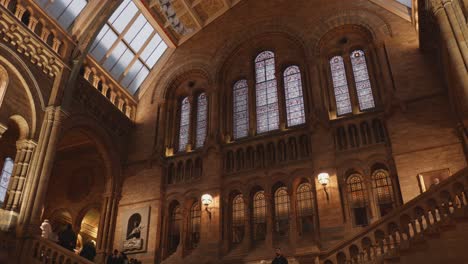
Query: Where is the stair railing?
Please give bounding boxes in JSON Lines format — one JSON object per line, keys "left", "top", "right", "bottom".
{"left": 319, "top": 167, "right": 468, "bottom": 264}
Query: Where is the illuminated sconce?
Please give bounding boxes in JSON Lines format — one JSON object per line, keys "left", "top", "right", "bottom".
{"left": 201, "top": 194, "right": 213, "bottom": 219}
{"left": 318, "top": 172, "right": 330, "bottom": 201}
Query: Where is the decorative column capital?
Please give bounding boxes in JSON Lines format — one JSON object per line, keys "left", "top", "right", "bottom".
{"left": 15, "top": 139, "right": 37, "bottom": 150}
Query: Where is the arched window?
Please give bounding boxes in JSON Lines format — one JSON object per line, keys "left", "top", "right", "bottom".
{"left": 189, "top": 202, "right": 201, "bottom": 249}
{"left": 253, "top": 190, "right": 266, "bottom": 241}
{"left": 330, "top": 56, "right": 352, "bottom": 116}
{"left": 350, "top": 50, "right": 375, "bottom": 111}
{"left": 255, "top": 51, "right": 279, "bottom": 133}
{"left": 35, "top": 0, "right": 88, "bottom": 29}
{"left": 168, "top": 204, "right": 181, "bottom": 254}
{"left": 283, "top": 66, "right": 306, "bottom": 127}
{"left": 178, "top": 97, "right": 190, "bottom": 152}
{"left": 274, "top": 186, "right": 290, "bottom": 236}
{"left": 233, "top": 80, "right": 249, "bottom": 139}
{"left": 372, "top": 169, "right": 393, "bottom": 216}
{"left": 0, "top": 157, "right": 13, "bottom": 203}
{"left": 232, "top": 194, "right": 245, "bottom": 244}
{"left": 296, "top": 183, "right": 314, "bottom": 235}
{"left": 347, "top": 174, "right": 369, "bottom": 226}
{"left": 195, "top": 93, "right": 207, "bottom": 148}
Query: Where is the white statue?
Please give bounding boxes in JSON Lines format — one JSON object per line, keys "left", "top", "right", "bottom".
{"left": 40, "top": 219, "right": 53, "bottom": 240}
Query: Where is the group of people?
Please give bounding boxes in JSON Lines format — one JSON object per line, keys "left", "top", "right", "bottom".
{"left": 107, "top": 249, "right": 141, "bottom": 264}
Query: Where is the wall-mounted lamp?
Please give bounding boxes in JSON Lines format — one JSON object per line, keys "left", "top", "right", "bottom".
{"left": 318, "top": 172, "right": 330, "bottom": 201}
{"left": 201, "top": 194, "right": 213, "bottom": 219}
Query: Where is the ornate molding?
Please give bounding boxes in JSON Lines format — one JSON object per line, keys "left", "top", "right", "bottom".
{"left": 0, "top": 9, "right": 64, "bottom": 77}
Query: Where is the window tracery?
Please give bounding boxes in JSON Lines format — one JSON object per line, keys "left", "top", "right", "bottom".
{"left": 178, "top": 97, "right": 190, "bottom": 152}
{"left": 350, "top": 50, "right": 375, "bottom": 111}
{"left": 233, "top": 80, "right": 249, "bottom": 139}
{"left": 195, "top": 93, "right": 207, "bottom": 148}
{"left": 0, "top": 157, "right": 13, "bottom": 204}
{"left": 372, "top": 169, "right": 393, "bottom": 216}
{"left": 274, "top": 186, "right": 290, "bottom": 236}
{"left": 297, "top": 183, "right": 315, "bottom": 235}
{"left": 330, "top": 56, "right": 352, "bottom": 116}
{"left": 283, "top": 66, "right": 306, "bottom": 127}
{"left": 347, "top": 173, "right": 369, "bottom": 226}
{"left": 253, "top": 190, "right": 266, "bottom": 241}
{"left": 255, "top": 51, "right": 279, "bottom": 133}
{"left": 232, "top": 194, "right": 245, "bottom": 244}
{"left": 168, "top": 204, "right": 181, "bottom": 254}
{"left": 189, "top": 202, "right": 201, "bottom": 249}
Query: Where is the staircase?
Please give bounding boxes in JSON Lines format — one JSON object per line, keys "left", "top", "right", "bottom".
{"left": 318, "top": 167, "right": 468, "bottom": 264}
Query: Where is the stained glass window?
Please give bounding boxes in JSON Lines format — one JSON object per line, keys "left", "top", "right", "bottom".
{"left": 178, "top": 97, "right": 190, "bottom": 152}
{"left": 35, "top": 0, "right": 87, "bottom": 30}
{"left": 233, "top": 80, "right": 249, "bottom": 139}
{"left": 195, "top": 93, "right": 207, "bottom": 148}
{"left": 347, "top": 174, "right": 367, "bottom": 208}
{"left": 90, "top": 0, "right": 167, "bottom": 94}
{"left": 255, "top": 51, "right": 279, "bottom": 133}
{"left": 372, "top": 169, "right": 393, "bottom": 204}
{"left": 297, "top": 183, "right": 314, "bottom": 217}
{"left": 297, "top": 183, "right": 314, "bottom": 235}
{"left": 169, "top": 204, "right": 181, "bottom": 254}
{"left": 274, "top": 187, "right": 290, "bottom": 236}
{"left": 284, "top": 66, "right": 306, "bottom": 126}
{"left": 0, "top": 157, "right": 13, "bottom": 203}
{"left": 351, "top": 50, "right": 375, "bottom": 111}
{"left": 232, "top": 194, "right": 245, "bottom": 243}
{"left": 253, "top": 191, "right": 266, "bottom": 241}
{"left": 330, "top": 56, "right": 352, "bottom": 116}
{"left": 190, "top": 202, "right": 201, "bottom": 248}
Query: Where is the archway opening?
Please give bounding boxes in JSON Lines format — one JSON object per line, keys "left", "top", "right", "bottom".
{"left": 43, "top": 128, "right": 110, "bottom": 253}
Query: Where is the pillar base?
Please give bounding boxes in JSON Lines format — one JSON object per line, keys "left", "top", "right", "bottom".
{"left": 0, "top": 209, "right": 18, "bottom": 231}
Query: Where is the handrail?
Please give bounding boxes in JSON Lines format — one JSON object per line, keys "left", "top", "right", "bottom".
{"left": 25, "top": 236, "right": 94, "bottom": 264}
{"left": 319, "top": 167, "right": 468, "bottom": 263}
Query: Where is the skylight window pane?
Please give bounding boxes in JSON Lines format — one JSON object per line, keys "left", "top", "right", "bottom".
{"left": 147, "top": 42, "right": 167, "bottom": 67}
{"left": 102, "top": 41, "right": 127, "bottom": 70}
{"left": 128, "top": 67, "right": 149, "bottom": 94}
{"left": 89, "top": 0, "right": 168, "bottom": 94}
{"left": 141, "top": 34, "right": 161, "bottom": 59}
{"left": 108, "top": 0, "right": 131, "bottom": 24}
{"left": 57, "top": 0, "right": 87, "bottom": 29}
{"left": 121, "top": 60, "right": 144, "bottom": 88}
{"left": 112, "top": 2, "right": 138, "bottom": 33}
{"left": 124, "top": 14, "right": 146, "bottom": 44}
{"left": 91, "top": 28, "right": 118, "bottom": 61}
{"left": 129, "top": 24, "right": 154, "bottom": 52}
{"left": 46, "top": 0, "right": 71, "bottom": 18}
{"left": 110, "top": 49, "right": 135, "bottom": 79}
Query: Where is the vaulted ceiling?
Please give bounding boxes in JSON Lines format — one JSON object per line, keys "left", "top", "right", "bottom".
{"left": 143, "top": 0, "right": 412, "bottom": 46}
{"left": 144, "top": 0, "right": 243, "bottom": 45}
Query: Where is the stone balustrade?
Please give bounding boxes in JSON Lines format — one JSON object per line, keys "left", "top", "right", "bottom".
{"left": 332, "top": 114, "right": 387, "bottom": 152}
{"left": 80, "top": 58, "right": 137, "bottom": 120}
{"left": 23, "top": 236, "right": 93, "bottom": 264}
{"left": 319, "top": 167, "right": 468, "bottom": 264}
{"left": 0, "top": 0, "right": 74, "bottom": 61}
{"left": 222, "top": 129, "right": 311, "bottom": 175}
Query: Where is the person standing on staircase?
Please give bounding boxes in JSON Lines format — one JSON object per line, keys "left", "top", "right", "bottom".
{"left": 272, "top": 248, "right": 288, "bottom": 264}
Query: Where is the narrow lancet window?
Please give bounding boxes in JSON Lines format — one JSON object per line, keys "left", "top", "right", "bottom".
{"left": 233, "top": 80, "right": 249, "bottom": 139}
{"left": 330, "top": 56, "right": 352, "bottom": 116}
{"left": 195, "top": 93, "right": 207, "bottom": 148}
{"left": 0, "top": 157, "right": 13, "bottom": 203}
{"left": 350, "top": 50, "right": 375, "bottom": 111}
{"left": 178, "top": 97, "right": 190, "bottom": 152}
{"left": 283, "top": 66, "right": 306, "bottom": 126}
{"left": 255, "top": 51, "right": 279, "bottom": 133}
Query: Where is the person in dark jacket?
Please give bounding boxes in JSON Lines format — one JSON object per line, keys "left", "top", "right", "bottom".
{"left": 79, "top": 240, "right": 97, "bottom": 261}
{"left": 58, "top": 224, "right": 77, "bottom": 251}
{"left": 272, "top": 248, "right": 288, "bottom": 264}
{"left": 106, "top": 249, "right": 119, "bottom": 264}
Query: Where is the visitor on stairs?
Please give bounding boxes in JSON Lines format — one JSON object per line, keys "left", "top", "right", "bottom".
{"left": 272, "top": 248, "right": 288, "bottom": 264}
{"left": 58, "top": 224, "right": 77, "bottom": 251}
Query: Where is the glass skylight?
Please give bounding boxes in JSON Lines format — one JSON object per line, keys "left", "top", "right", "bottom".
{"left": 396, "top": 0, "right": 412, "bottom": 7}
{"left": 89, "top": 0, "right": 168, "bottom": 94}
{"left": 35, "top": 0, "right": 87, "bottom": 30}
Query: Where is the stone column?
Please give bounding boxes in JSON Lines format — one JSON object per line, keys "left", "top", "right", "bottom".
{"left": 4, "top": 139, "right": 36, "bottom": 211}
{"left": 17, "top": 107, "right": 64, "bottom": 237}
{"left": 265, "top": 192, "right": 273, "bottom": 248}
{"left": 242, "top": 192, "right": 252, "bottom": 251}
{"left": 289, "top": 190, "right": 298, "bottom": 248}
{"left": 95, "top": 192, "right": 120, "bottom": 264}
{"left": 431, "top": 0, "right": 468, "bottom": 116}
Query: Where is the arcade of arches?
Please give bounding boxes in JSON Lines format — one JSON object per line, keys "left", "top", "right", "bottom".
{"left": 0, "top": 0, "right": 467, "bottom": 264}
